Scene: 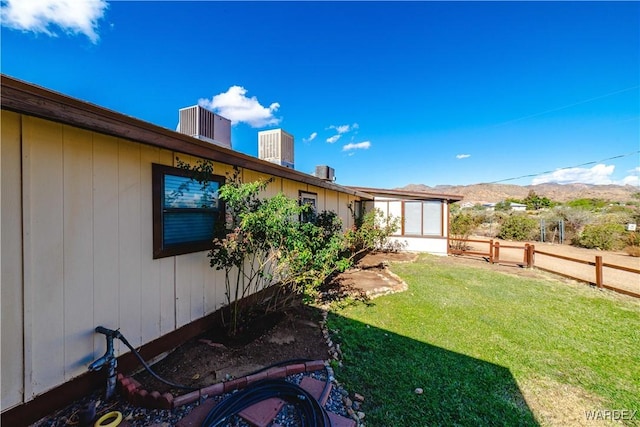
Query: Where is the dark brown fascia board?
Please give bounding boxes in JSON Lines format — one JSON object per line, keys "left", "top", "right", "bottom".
{"left": 0, "top": 74, "right": 372, "bottom": 200}
{"left": 347, "top": 186, "right": 463, "bottom": 202}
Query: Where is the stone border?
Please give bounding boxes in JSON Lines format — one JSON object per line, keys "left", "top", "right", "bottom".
{"left": 116, "top": 360, "right": 326, "bottom": 410}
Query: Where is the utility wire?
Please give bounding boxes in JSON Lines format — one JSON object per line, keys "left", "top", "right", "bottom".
{"left": 483, "top": 150, "right": 640, "bottom": 184}
{"left": 488, "top": 85, "right": 639, "bottom": 129}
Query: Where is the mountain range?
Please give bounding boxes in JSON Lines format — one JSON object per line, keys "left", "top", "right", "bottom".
{"left": 398, "top": 183, "right": 639, "bottom": 204}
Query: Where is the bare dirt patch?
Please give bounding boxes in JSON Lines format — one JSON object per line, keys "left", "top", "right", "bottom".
{"left": 133, "top": 303, "right": 329, "bottom": 395}
{"left": 460, "top": 237, "right": 639, "bottom": 296}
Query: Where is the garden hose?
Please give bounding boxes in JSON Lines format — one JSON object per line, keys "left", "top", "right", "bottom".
{"left": 200, "top": 379, "right": 332, "bottom": 427}
{"left": 116, "top": 332, "right": 198, "bottom": 391}
{"left": 93, "top": 326, "right": 196, "bottom": 392}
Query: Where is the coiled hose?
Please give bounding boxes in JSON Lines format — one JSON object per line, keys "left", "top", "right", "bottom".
{"left": 201, "top": 379, "right": 332, "bottom": 427}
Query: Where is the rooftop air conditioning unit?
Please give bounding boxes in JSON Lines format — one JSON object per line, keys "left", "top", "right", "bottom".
{"left": 178, "top": 105, "right": 231, "bottom": 149}
{"left": 315, "top": 165, "right": 335, "bottom": 181}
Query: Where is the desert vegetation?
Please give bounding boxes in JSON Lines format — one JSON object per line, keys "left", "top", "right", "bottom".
{"left": 451, "top": 190, "right": 640, "bottom": 256}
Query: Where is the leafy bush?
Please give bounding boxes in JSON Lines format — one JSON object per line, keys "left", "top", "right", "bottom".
{"left": 574, "top": 223, "right": 626, "bottom": 251}
{"left": 450, "top": 212, "right": 481, "bottom": 250}
{"left": 497, "top": 214, "right": 538, "bottom": 241}
{"left": 566, "top": 198, "right": 608, "bottom": 211}
{"left": 345, "top": 208, "right": 401, "bottom": 254}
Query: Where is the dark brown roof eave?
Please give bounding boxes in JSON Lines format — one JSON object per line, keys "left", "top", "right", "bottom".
{"left": 346, "top": 186, "right": 463, "bottom": 202}
{"left": 1, "top": 74, "right": 372, "bottom": 199}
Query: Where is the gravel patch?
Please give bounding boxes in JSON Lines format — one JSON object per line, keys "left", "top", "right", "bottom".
{"left": 30, "top": 368, "right": 358, "bottom": 427}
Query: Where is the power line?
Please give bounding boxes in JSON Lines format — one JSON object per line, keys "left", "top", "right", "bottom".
{"left": 488, "top": 85, "right": 640, "bottom": 129}
{"left": 484, "top": 151, "right": 640, "bottom": 184}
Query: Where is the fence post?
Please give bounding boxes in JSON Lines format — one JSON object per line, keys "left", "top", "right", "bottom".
{"left": 489, "top": 239, "right": 494, "bottom": 264}
{"left": 595, "top": 256, "right": 603, "bottom": 288}
{"left": 523, "top": 244, "right": 529, "bottom": 266}
{"left": 528, "top": 244, "right": 535, "bottom": 268}
{"left": 494, "top": 241, "right": 500, "bottom": 264}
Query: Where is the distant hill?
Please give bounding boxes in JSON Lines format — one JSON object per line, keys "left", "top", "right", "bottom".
{"left": 398, "top": 183, "right": 639, "bottom": 204}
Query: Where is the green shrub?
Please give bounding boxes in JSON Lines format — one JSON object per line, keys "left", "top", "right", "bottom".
{"left": 497, "top": 214, "right": 538, "bottom": 241}
{"left": 345, "top": 208, "right": 400, "bottom": 253}
{"left": 450, "top": 212, "right": 482, "bottom": 249}
{"left": 566, "top": 198, "right": 608, "bottom": 211}
{"left": 575, "top": 223, "right": 626, "bottom": 251}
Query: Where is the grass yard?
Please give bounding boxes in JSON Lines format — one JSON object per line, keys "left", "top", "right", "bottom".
{"left": 327, "top": 254, "right": 640, "bottom": 426}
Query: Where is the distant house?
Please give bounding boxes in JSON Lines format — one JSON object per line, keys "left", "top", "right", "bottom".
{"left": 460, "top": 201, "right": 476, "bottom": 209}
{"left": 0, "top": 75, "right": 462, "bottom": 423}
{"left": 483, "top": 202, "right": 526, "bottom": 212}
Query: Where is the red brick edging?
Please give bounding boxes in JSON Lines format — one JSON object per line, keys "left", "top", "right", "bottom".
{"left": 117, "top": 360, "right": 327, "bottom": 410}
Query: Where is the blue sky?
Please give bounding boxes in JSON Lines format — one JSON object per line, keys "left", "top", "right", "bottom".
{"left": 2, "top": 1, "right": 639, "bottom": 189}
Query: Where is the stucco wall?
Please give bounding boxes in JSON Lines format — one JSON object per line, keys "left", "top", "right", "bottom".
{"left": 0, "top": 111, "right": 359, "bottom": 410}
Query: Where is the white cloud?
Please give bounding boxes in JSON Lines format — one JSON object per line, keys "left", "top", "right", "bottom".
{"left": 456, "top": 154, "right": 471, "bottom": 159}
{"left": 327, "top": 135, "right": 341, "bottom": 144}
{"left": 343, "top": 141, "right": 371, "bottom": 151}
{"left": 532, "top": 164, "right": 619, "bottom": 185}
{"left": 199, "top": 86, "right": 281, "bottom": 128}
{"left": 0, "top": 0, "right": 108, "bottom": 43}
{"left": 329, "top": 123, "right": 359, "bottom": 134}
{"left": 621, "top": 166, "right": 640, "bottom": 186}
{"left": 303, "top": 132, "right": 317, "bottom": 143}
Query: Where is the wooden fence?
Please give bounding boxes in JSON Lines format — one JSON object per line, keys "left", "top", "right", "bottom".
{"left": 448, "top": 238, "right": 640, "bottom": 299}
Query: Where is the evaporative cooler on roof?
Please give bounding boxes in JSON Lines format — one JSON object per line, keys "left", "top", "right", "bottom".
{"left": 178, "top": 105, "right": 231, "bottom": 149}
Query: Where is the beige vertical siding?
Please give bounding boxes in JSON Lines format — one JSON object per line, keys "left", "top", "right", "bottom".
{"left": 325, "top": 188, "right": 339, "bottom": 214}
{"left": 62, "top": 126, "right": 95, "bottom": 381}
{"left": 118, "top": 139, "right": 143, "bottom": 348}
{"left": 1, "top": 111, "right": 24, "bottom": 409}
{"left": 22, "top": 116, "right": 65, "bottom": 398}
{"left": 92, "top": 133, "right": 123, "bottom": 354}
{"left": 280, "top": 177, "right": 301, "bottom": 199}
{"left": 1, "top": 113, "right": 363, "bottom": 409}
{"left": 338, "top": 193, "right": 351, "bottom": 227}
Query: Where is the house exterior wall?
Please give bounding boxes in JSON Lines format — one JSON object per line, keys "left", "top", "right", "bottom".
{"left": 0, "top": 111, "right": 361, "bottom": 411}
{"left": 369, "top": 196, "right": 451, "bottom": 255}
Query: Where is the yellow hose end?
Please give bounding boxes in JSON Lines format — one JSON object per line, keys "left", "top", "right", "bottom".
{"left": 94, "top": 411, "right": 122, "bottom": 427}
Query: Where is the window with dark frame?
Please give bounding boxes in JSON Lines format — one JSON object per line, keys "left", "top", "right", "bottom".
{"left": 299, "top": 191, "right": 318, "bottom": 223}
{"left": 152, "top": 163, "right": 225, "bottom": 258}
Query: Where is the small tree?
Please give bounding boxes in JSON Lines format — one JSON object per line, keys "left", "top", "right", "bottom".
{"left": 177, "top": 162, "right": 400, "bottom": 336}
{"left": 450, "top": 211, "right": 481, "bottom": 250}
{"left": 523, "top": 190, "right": 553, "bottom": 210}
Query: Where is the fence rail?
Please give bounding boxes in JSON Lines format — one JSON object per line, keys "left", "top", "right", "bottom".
{"left": 448, "top": 238, "right": 640, "bottom": 299}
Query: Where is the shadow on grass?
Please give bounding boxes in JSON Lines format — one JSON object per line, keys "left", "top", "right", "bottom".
{"left": 328, "top": 312, "right": 539, "bottom": 426}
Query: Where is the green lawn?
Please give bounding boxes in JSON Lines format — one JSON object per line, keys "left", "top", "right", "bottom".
{"left": 327, "top": 254, "right": 640, "bottom": 426}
